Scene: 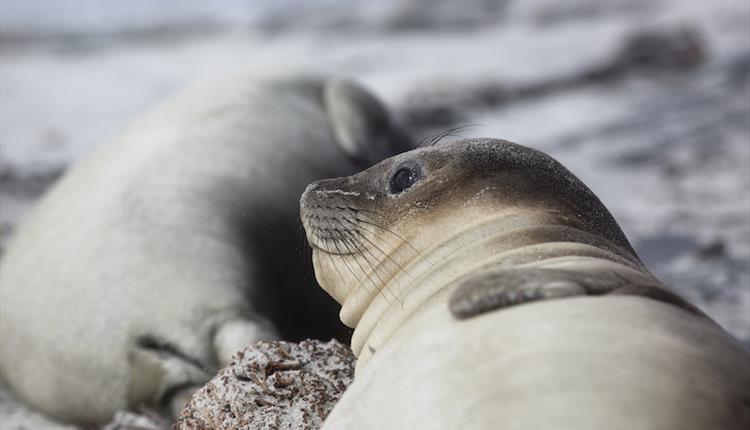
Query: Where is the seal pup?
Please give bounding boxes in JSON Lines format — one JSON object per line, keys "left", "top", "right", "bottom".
{"left": 300, "top": 137, "right": 700, "bottom": 369}
{"left": 300, "top": 138, "right": 750, "bottom": 429}
{"left": 0, "top": 73, "right": 412, "bottom": 425}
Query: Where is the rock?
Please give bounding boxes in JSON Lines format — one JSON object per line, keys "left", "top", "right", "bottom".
{"left": 615, "top": 25, "right": 705, "bottom": 71}
{"left": 0, "top": 164, "right": 66, "bottom": 198}
{"left": 174, "top": 339, "right": 356, "bottom": 430}
{"left": 696, "top": 239, "right": 727, "bottom": 259}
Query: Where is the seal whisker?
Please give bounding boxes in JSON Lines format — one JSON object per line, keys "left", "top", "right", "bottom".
{"left": 353, "top": 216, "right": 421, "bottom": 257}
{"left": 345, "top": 218, "right": 400, "bottom": 249}
{"left": 318, "top": 219, "right": 375, "bottom": 298}
{"left": 306, "top": 207, "right": 409, "bottom": 305}
{"left": 332, "top": 240, "right": 374, "bottom": 298}
{"left": 344, "top": 222, "right": 415, "bottom": 286}
{"left": 346, "top": 228, "right": 410, "bottom": 307}
{"left": 344, "top": 206, "right": 389, "bottom": 220}
{"left": 343, "top": 237, "right": 396, "bottom": 303}
{"left": 417, "top": 124, "right": 484, "bottom": 148}
{"left": 322, "top": 216, "right": 388, "bottom": 302}
{"left": 336, "top": 231, "right": 391, "bottom": 304}
{"left": 348, "top": 225, "right": 413, "bottom": 278}
{"left": 322, "top": 240, "right": 347, "bottom": 286}
{"left": 339, "top": 228, "right": 399, "bottom": 303}
{"left": 349, "top": 215, "right": 421, "bottom": 255}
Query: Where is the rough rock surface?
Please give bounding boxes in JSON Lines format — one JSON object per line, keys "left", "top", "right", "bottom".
{"left": 174, "top": 340, "right": 356, "bottom": 430}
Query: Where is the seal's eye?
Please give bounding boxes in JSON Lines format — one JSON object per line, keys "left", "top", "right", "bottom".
{"left": 389, "top": 167, "right": 417, "bottom": 194}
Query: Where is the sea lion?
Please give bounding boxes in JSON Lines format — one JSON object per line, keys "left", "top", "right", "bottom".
{"left": 300, "top": 138, "right": 750, "bottom": 429}
{"left": 0, "top": 73, "right": 412, "bottom": 425}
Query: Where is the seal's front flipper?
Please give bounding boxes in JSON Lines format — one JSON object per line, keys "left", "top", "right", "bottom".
{"left": 448, "top": 268, "right": 674, "bottom": 319}
{"left": 449, "top": 268, "right": 590, "bottom": 319}
{"left": 127, "top": 337, "right": 212, "bottom": 418}
{"left": 127, "top": 318, "right": 277, "bottom": 419}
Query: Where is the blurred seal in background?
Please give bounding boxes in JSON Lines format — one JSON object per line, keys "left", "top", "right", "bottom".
{"left": 0, "top": 73, "right": 412, "bottom": 425}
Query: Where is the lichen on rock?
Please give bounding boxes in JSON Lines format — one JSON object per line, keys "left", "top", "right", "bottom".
{"left": 174, "top": 339, "right": 356, "bottom": 430}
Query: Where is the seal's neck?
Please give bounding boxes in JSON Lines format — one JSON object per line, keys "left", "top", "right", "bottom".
{"left": 344, "top": 209, "right": 648, "bottom": 372}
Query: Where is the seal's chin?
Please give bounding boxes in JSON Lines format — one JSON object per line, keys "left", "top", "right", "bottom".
{"left": 302, "top": 228, "right": 327, "bottom": 253}
{"left": 310, "top": 248, "right": 356, "bottom": 307}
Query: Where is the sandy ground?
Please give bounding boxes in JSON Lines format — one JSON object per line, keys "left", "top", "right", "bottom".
{"left": 0, "top": 0, "right": 748, "bottom": 428}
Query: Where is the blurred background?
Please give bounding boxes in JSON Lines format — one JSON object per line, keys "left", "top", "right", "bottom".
{"left": 0, "top": 0, "right": 748, "bottom": 427}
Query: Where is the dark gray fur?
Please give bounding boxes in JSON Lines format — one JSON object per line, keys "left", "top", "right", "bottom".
{"left": 441, "top": 139, "right": 702, "bottom": 320}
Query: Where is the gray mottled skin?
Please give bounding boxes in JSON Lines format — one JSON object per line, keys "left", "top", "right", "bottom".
{"left": 0, "top": 73, "right": 412, "bottom": 425}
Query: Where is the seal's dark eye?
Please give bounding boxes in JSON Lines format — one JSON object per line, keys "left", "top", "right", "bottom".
{"left": 389, "top": 167, "right": 416, "bottom": 194}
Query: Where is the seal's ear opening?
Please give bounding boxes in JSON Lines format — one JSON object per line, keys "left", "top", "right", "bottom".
{"left": 323, "top": 78, "right": 412, "bottom": 167}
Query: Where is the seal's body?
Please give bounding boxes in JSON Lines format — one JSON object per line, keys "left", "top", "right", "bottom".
{"left": 300, "top": 138, "right": 750, "bottom": 428}
{"left": 324, "top": 296, "right": 750, "bottom": 429}
{"left": 0, "top": 74, "right": 412, "bottom": 424}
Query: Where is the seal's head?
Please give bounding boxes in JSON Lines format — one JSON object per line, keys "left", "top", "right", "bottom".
{"left": 300, "top": 138, "right": 645, "bottom": 364}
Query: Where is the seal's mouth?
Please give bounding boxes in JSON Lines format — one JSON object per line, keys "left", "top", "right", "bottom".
{"left": 300, "top": 181, "right": 363, "bottom": 255}
{"left": 301, "top": 204, "right": 362, "bottom": 256}
{"left": 300, "top": 177, "right": 424, "bottom": 330}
